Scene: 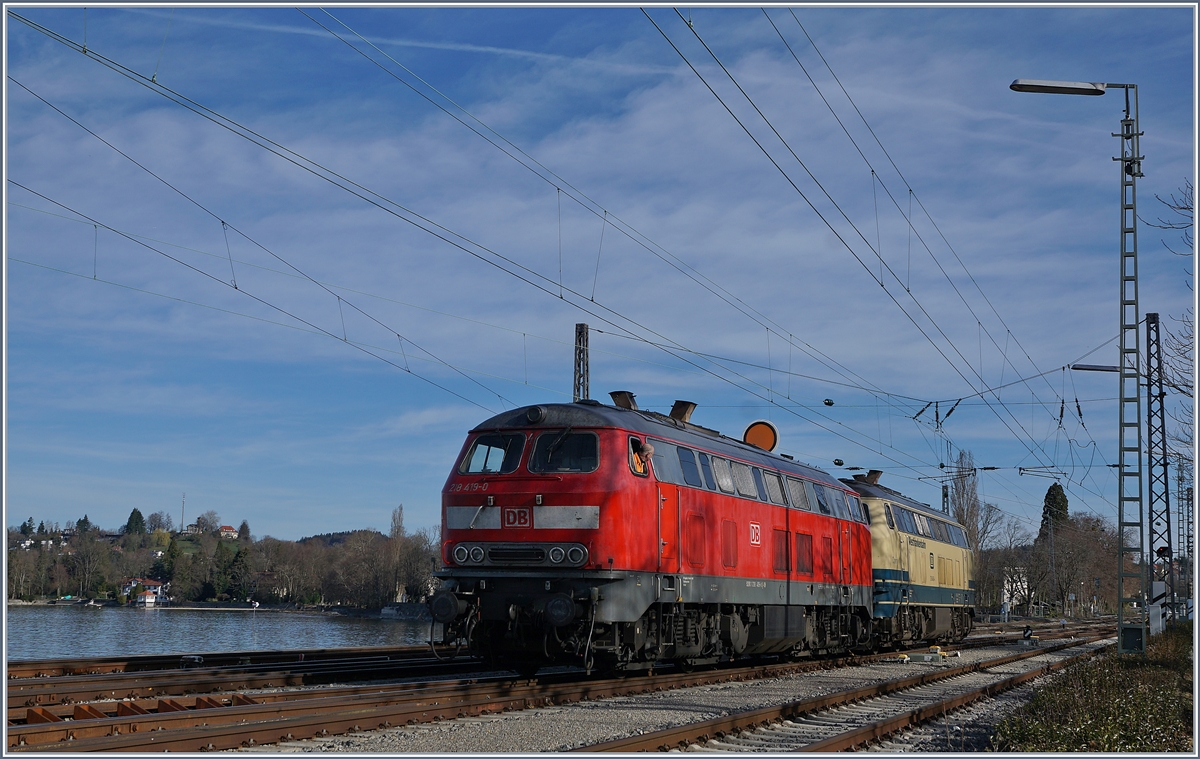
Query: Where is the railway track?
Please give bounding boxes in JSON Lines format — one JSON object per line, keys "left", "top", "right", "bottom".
{"left": 7, "top": 621, "right": 1113, "bottom": 752}
{"left": 578, "top": 635, "right": 1114, "bottom": 752}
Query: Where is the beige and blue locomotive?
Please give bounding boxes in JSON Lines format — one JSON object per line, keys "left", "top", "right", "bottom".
{"left": 842, "top": 472, "right": 975, "bottom": 646}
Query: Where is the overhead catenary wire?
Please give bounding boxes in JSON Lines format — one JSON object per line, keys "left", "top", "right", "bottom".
{"left": 5, "top": 19, "right": 950, "bottom": 476}
{"left": 650, "top": 9, "right": 1109, "bottom": 497}
{"left": 7, "top": 10, "right": 1123, "bottom": 509}
{"left": 9, "top": 181, "right": 498, "bottom": 413}
{"left": 300, "top": 7, "right": 899, "bottom": 407}
{"left": 8, "top": 73, "right": 514, "bottom": 409}
{"left": 777, "top": 9, "right": 1100, "bottom": 444}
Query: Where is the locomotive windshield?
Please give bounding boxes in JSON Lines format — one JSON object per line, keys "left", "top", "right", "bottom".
{"left": 459, "top": 433, "right": 525, "bottom": 474}
{"left": 529, "top": 430, "right": 599, "bottom": 473}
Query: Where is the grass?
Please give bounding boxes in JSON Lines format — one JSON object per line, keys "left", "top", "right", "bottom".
{"left": 992, "top": 621, "right": 1193, "bottom": 752}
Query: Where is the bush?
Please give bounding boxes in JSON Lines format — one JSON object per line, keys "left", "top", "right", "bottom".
{"left": 993, "top": 622, "right": 1193, "bottom": 752}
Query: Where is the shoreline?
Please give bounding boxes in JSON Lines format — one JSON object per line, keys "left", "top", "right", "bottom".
{"left": 7, "top": 600, "right": 432, "bottom": 620}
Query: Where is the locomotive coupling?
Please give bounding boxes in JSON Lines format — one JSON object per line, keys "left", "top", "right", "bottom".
{"left": 430, "top": 590, "right": 469, "bottom": 624}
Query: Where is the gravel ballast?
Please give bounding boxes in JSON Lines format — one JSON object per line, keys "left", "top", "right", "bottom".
{"left": 239, "top": 639, "right": 1109, "bottom": 753}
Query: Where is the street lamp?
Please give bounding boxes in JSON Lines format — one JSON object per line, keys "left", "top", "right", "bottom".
{"left": 1010, "top": 78, "right": 1146, "bottom": 655}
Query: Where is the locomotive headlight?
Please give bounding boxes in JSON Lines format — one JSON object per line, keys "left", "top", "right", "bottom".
{"left": 566, "top": 546, "right": 587, "bottom": 565}
{"left": 452, "top": 545, "right": 470, "bottom": 564}
{"left": 548, "top": 546, "right": 566, "bottom": 564}
{"left": 469, "top": 546, "right": 485, "bottom": 564}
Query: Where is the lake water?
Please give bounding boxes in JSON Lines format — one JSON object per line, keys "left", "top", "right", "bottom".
{"left": 6, "top": 605, "right": 437, "bottom": 661}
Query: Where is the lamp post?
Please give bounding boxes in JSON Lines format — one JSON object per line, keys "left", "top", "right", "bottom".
{"left": 1010, "top": 78, "right": 1146, "bottom": 655}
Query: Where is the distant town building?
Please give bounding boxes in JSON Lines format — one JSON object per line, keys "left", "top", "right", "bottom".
{"left": 135, "top": 590, "right": 158, "bottom": 607}
{"left": 121, "top": 577, "right": 168, "bottom": 599}
{"left": 218, "top": 525, "right": 238, "bottom": 540}
{"left": 182, "top": 524, "right": 201, "bottom": 535}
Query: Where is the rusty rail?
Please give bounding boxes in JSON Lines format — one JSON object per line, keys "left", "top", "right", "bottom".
{"left": 578, "top": 634, "right": 1112, "bottom": 752}
{"left": 7, "top": 624, "right": 1114, "bottom": 752}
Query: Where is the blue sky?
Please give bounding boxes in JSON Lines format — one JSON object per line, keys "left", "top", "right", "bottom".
{"left": 5, "top": 5, "right": 1194, "bottom": 542}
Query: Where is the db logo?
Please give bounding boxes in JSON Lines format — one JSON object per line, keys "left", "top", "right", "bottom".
{"left": 503, "top": 507, "right": 532, "bottom": 528}
{"left": 749, "top": 522, "right": 761, "bottom": 546}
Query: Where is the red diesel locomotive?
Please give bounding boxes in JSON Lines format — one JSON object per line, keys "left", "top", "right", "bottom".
{"left": 429, "top": 396, "right": 877, "bottom": 674}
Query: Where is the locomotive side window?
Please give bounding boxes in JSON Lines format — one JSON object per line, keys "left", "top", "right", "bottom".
{"left": 697, "top": 453, "right": 717, "bottom": 490}
{"left": 786, "top": 478, "right": 812, "bottom": 511}
{"left": 895, "top": 507, "right": 917, "bottom": 534}
{"left": 529, "top": 431, "right": 599, "bottom": 473}
{"left": 730, "top": 461, "right": 759, "bottom": 499}
{"left": 763, "top": 471, "right": 787, "bottom": 505}
{"left": 772, "top": 529, "right": 789, "bottom": 573}
{"left": 795, "top": 533, "right": 814, "bottom": 575}
{"left": 710, "top": 457, "right": 736, "bottom": 493}
{"left": 884, "top": 503, "right": 896, "bottom": 529}
{"left": 810, "top": 482, "right": 832, "bottom": 515}
{"left": 721, "top": 520, "right": 737, "bottom": 567}
{"left": 459, "top": 433, "right": 525, "bottom": 474}
{"left": 677, "top": 447, "right": 705, "bottom": 488}
{"left": 751, "top": 469, "right": 769, "bottom": 501}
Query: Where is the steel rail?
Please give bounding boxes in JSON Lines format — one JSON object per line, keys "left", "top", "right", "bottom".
{"left": 7, "top": 642, "right": 443, "bottom": 678}
{"left": 800, "top": 644, "right": 1110, "bottom": 751}
{"left": 576, "top": 634, "right": 1112, "bottom": 752}
{"left": 8, "top": 653, "right": 477, "bottom": 709}
{"left": 7, "top": 623, "right": 1114, "bottom": 752}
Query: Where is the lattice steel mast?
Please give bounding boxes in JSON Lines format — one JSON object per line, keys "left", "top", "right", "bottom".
{"left": 573, "top": 323, "right": 589, "bottom": 402}
{"left": 1146, "top": 313, "right": 1174, "bottom": 615}
{"left": 1113, "top": 85, "right": 1147, "bottom": 653}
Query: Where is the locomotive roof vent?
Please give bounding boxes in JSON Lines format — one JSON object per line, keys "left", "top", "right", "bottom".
{"left": 609, "top": 390, "right": 638, "bottom": 410}
{"left": 669, "top": 400, "right": 697, "bottom": 423}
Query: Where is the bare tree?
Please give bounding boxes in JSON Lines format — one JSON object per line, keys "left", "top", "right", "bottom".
{"left": 146, "top": 511, "right": 174, "bottom": 533}
{"left": 195, "top": 510, "right": 221, "bottom": 534}
{"left": 950, "top": 450, "right": 1002, "bottom": 550}
{"left": 1144, "top": 179, "right": 1194, "bottom": 464}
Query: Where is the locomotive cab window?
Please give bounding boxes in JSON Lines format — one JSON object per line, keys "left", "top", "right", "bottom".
{"left": 459, "top": 433, "right": 525, "bottom": 474}
{"left": 647, "top": 438, "right": 684, "bottom": 484}
{"left": 629, "top": 436, "right": 649, "bottom": 477}
{"left": 884, "top": 503, "right": 896, "bottom": 530}
{"left": 529, "top": 430, "right": 598, "bottom": 473}
{"left": 827, "top": 488, "right": 851, "bottom": 520}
